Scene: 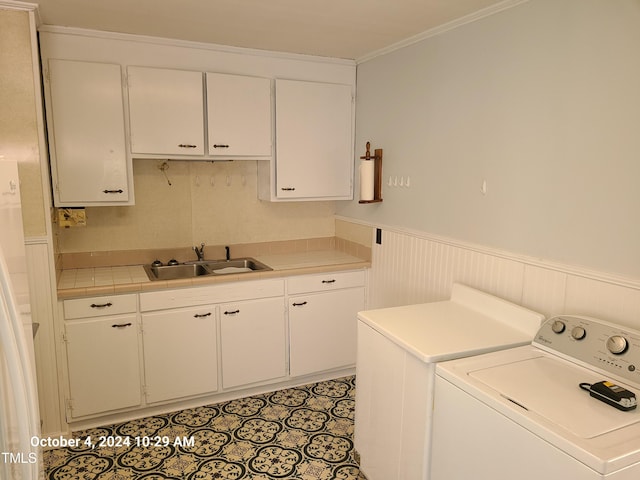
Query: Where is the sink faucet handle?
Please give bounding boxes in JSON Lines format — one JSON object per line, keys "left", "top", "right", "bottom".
{"left": 193, "top": 243, "right": 205, "bottom": 260}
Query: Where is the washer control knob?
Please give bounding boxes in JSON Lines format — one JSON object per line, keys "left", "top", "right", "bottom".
{"left": 551, "top": 320, "right": 566, "bottom": 334}
{"left": 607, "top": 335, "right": 629, "bottom": 355}
{"left": 571, "top": 326, "right": 586, "bottom": 340}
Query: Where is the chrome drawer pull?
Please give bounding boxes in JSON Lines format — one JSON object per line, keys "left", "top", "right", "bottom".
{"left": 292, "top": 301, "right": 307, "bottom": 307}
{"left": 321, "top": 279, "right": 336, "bottom": 284}
{"left": 224, "top": 309, "right": 240, "bottom": 315}
{"left": 178, "top": 144, "right": 198, "bottom": 148}
{"left": 103, "top": 189, "right": 124, "bottom": 194}
{"left": 90, "top": 302, "right": 113, "bottom": 308}
{"left": 280, "top": 187, "right": 296, "bottom": 191}
{"left": 213, "top": 144, "right": 230, "bottom": 148}
{"left": 194, "top": 312, "right": 212, "bottom": 318}
{"left": 111, "top": 323, "right": 132, "bottom": 328}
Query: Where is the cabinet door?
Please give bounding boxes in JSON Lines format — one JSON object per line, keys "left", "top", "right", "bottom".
{"left": 127, "top": 66, "right": 204, "bottom": 155}
{"left": 275, "top": 79, "right": 353, "bottom": 199}
{"left": 47, "top": 60, "right": 129, "bottom": 205}
{"left": 141, "top": 306, "right": 218, "bottom": 403}
{"left": 65, "top": 315, "right": 141, "bottom": 418}
{"left": 207, "top": 73, "right": 272, "bottom": 156}
{"left": 220, "top": 297, "right": 286, "bottom": 389}
{"left": 289, "top": 287, "right": 364, "bottom": 377}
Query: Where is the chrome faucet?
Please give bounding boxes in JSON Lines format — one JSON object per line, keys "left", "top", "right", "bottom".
{"left": 193, "top": 243, "right": 205, "bottom": 261}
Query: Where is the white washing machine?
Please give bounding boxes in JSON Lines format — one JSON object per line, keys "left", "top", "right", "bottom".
{"left": 355, "top": 283, "right": 545, "bottom": 480}
{"left": 431, "top": 315, "right": 640, "bottom": 480}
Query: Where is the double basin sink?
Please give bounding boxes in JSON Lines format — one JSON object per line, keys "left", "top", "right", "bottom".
{"left": 144, "top": 258, "right": 272, "bottom": 281}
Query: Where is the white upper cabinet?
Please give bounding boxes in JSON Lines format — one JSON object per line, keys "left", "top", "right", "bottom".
{"left": 206, "top": 72, "right": 272, "bottom": 157}
{"left": 46, "top": 59, "right": 130, "bottom": 206}
{"left": 270, "top": 79, "right": 354, "bottom": 200}
{"left": 40, "top": 30, "right": 356, "bottom": 202}
{"left": 127, "top": 66, "right": 205, "bottom": 155}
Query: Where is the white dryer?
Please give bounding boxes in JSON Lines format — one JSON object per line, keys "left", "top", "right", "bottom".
{"left": 431, "top": 315, "right": 640, "bottom": 480}
{"left": 355, "top": 283, "right": 545, "bottom": 480}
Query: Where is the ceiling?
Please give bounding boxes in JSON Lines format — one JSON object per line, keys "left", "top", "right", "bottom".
{"left": 33, "top": 0, "right": 507, "bottom": 60}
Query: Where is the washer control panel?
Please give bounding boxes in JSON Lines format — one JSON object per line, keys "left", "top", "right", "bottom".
{"left": 534, "top": 315, "right": 640, "bottom": 388}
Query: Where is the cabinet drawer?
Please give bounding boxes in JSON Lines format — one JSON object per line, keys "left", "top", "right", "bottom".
{"left": 140, "top": 279, "right": 284, "bottom": 312}
{"left": 64, "top": 294, "right": 137, "bottom": 319}
{"left": 287, "top": 270, "right": 365, "bottom": 295}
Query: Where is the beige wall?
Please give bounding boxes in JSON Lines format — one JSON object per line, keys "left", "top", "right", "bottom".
{"left": 57, "top": 160, "right": 338, "bottom": 253}
{"left": 0, "top": 8, "right": 47, "bottom": 237}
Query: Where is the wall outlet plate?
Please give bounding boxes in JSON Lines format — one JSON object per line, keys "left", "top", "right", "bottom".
{"left": 58, "top": 208, "right": 86, "bottom": 228}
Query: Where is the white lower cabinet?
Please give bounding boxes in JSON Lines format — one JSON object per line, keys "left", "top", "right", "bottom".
{"left": 141, "top": 305, "right": 218, "bottom": 404}
{"left": 220, "top": 297, "right": 286, "bottom": 389}
{"left": 288, "top": 271, "right": 365, "bottom": 377}
{"left": 61, "top": 271, "right": 364, "bottom": 424}
{"left": 65, "top": 315, "right": 141, "bottom": 418}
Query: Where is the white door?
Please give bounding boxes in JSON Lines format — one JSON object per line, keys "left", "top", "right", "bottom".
{"left": 207, "top": 72, "right": 272, "bottom": 156}
{"left": 275, "top": 79, "right": 353, "bottom": 199}
{"left": 289, "top": 287, "right": 364, "bottom": 377}
{"left": 48, "top": 59, "right": 129, "bottom": 205}
{"left": 220, "top": 297, "right": 286, "bottom": 389}
{"left": 141, "top": 306, "right": 218, "bottom": 403}
{"left": 65, "top": 315, "right": 141, "bottom": 418}
{"left": 128, "top": 66, "right": 204, "bottom": 155}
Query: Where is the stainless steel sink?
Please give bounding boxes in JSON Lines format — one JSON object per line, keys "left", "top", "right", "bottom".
{"left": 144, "top": 263, "right": 210, "bottom": 280}
{"left": 144, "top": 257, "right": 271, "bottom": 281}
{"left": 204, "top": 258, "right": 271, "bottom": 274}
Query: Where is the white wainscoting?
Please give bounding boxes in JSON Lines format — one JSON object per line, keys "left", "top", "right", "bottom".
{"left": 25, "top": 238, "right": 66, "bottom": 437}
{"left": 367, "top": 227, "right": 640, "bottom": 331}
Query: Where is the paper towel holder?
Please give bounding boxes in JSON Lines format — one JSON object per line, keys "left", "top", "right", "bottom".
{"left": 359, "top": 141, "right": 383, "bottom": 203}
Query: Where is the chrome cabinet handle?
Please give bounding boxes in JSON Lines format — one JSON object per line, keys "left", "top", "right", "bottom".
{"left": 292, "top": 301, "right": 307, "bottom": 307}
{"left": 212, "top": 144, "right": 230, "bottom": 148}
{"left": 224, "top": 309, "right": 240, "bottom": 315}
{"left": 178, "top": 144, "right": 198, "bottom": 149}
{"left": 321, "top": 279, "right": 336, "bottom": 284}
{"left": 91, "top": 302, "right": 113, "bottom": 308}
{"left": 103, "top": 189, "right": 124, "bottom": 194}
{"left": 111, "top": 323, "right": 132, "bottom": 328}
{"left": 280, "top": 187, "right": 296, "bottom": 191}
{"left": 194, "top": 312, "right": 212, "bottom": 318}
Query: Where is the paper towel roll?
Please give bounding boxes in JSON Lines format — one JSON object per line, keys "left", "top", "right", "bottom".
{"left": 360, "top": 159, "right": 375, "bottom": 201}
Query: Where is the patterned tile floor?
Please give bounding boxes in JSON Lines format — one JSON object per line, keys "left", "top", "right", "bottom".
{"left": 44, "top": 376, "right": 365, "bottom": 479}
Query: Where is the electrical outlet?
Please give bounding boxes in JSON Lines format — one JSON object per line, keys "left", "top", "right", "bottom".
{"left": 58, "top": 208, "right": 87, "bottom": 228}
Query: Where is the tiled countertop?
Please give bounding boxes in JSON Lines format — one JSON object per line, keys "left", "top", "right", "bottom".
{"left": 57, "top": 250, "right": 370, "bottom": 299}
{"left": 256, "top": 250, "right": 367, "bottom": 270}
